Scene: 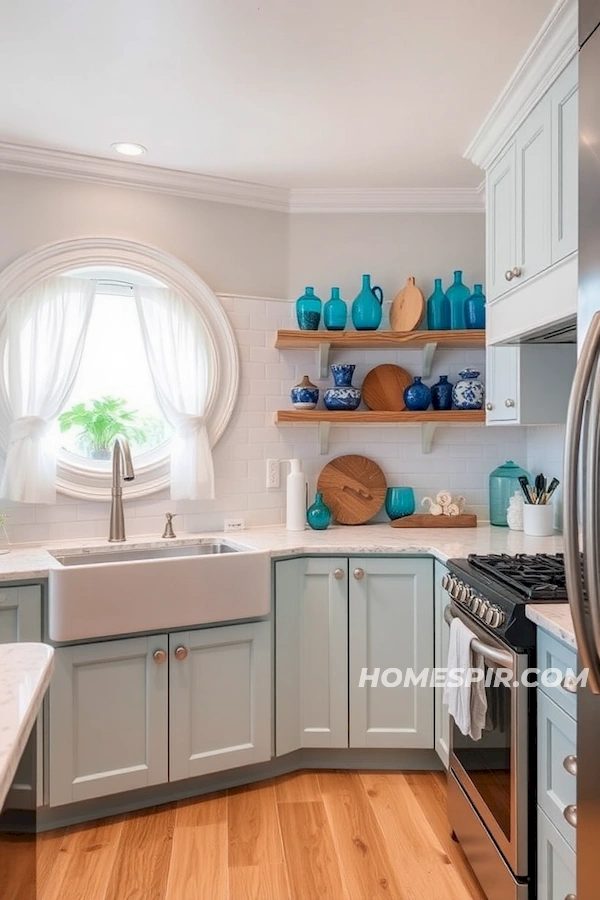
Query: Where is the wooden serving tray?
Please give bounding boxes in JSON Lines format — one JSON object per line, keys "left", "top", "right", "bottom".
{"left": 390, "top": 513, "right": 477, "bottom": 528}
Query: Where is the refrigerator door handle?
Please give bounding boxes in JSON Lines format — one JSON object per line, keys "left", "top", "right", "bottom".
{"left": 564, "top": 310, "right": 600, "bottom": 694}
{"left": 585, "top": 360, "right": 600, "bottom": 664}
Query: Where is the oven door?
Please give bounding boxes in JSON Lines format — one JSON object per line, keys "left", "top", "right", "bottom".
{"left": 446, "top": 604, "right": 530, "bottom": 878}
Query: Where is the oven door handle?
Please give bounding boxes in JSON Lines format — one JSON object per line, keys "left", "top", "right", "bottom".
{"left": 444, "top": 605, "right": 513, "bottom": 669}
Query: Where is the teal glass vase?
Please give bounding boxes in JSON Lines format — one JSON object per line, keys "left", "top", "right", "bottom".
{"left": 426, "top": 279, "right": 450, "bottom": 330}
{"left": 296, "top": 287, "right": 322, "bottom": 330}
{"left": 465, "top": 284, "right": 486, "bottom": 329}
{"left": 446, "top": 270, "right": 470, "bottom": 330}
{"left": 324, "top": 287, "right": 348, "bottom": 330}
{"left": 307, "top": 492, "right": 332, "bottom": 530}
{"left": 351, "top": 274, "right": 384, "bottom": 330}
{"left": 489, "top": 460, "right": 531, "bottom": 527}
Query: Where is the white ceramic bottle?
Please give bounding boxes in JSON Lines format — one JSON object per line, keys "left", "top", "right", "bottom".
{"left": 286, "top": 459, "right": 306, "bottom": 531}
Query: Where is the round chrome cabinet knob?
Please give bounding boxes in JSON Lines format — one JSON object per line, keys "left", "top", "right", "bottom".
{"left": 333, "top": 568, "right": 344, "bottom": 580}
{"left": 504, "top": 267, "right": 522, "bottom": 281}
{"left": 153, "top": 649, "right": 167, "bottom": 664}
{"left": 505, "top": 398, "right": 516, "bottom": 408}
{"left": 174, "top": 646, "right": 188, "bottom": 661}
{"left": 486, "top": 402, "right": 494, "bottom": 411}
{"left": 563, "top": 755, "right": 578, "bottom": 777}
{"left": 353, "top": 568, "right": 365, "bottom": 580}
{"left": 563, "top": 804, "right": 578, "bottom": 829}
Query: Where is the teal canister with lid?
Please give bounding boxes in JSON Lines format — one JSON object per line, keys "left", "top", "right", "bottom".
{"left": 489, "top": 460, "right": 531, "bottom": 526}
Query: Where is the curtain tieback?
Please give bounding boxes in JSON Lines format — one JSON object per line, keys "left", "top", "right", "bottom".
{"left": 9, "top": 416, "right": 50, "bottom": 443}
{"left": 172, "top": 414, "right": 207, "bottom": 439}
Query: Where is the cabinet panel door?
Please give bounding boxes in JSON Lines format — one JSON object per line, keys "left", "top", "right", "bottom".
{"left": 486, "top": 345, "right": 519, "bottom": 423}
{"left": 486, "top": 142, "right": 516, "bottom": 301}
{"left": 275, "top": 558, "right": 348, "bottom": 755}
{"left": 537, "top": 691, "right": 577, "bottom": 851}
{"left": 537, "top": 807, "right": 576, "bottom": 900}
{"left": 49, "top": 636, "right": 168, "bottom": 806}
{"left": 0, "top": 586, "right": 42, "bottom": 810}
{"left": 434, "top": 562, "right": 450, "bottom": 768}
{"left": 349, "top": 557, "right": 434, "bottom": 749}
{"left": 169, "top": 621, "right": 271, "bottom": 780}
{"left": 516, "top": 94, "right": 552, "bottom": 281}
{"left": 551, "top": 56, "right": 578, "bottom": 263}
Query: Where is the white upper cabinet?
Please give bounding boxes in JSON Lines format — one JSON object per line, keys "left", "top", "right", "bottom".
{"left": 515, "top": 94, "right": 552, "bottom": 283}
{"left": 551, "top": 56, "right": 578, "bottom": 262}
{"left": 487, "top": 144, "right": 517, "bottom": 302}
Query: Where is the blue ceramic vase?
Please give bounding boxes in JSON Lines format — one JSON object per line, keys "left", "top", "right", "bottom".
{"left": 351, "top": 274, "right": 384, "bottom": 330}
{"left": 324, "top": 364, "right": 361, "bottom": 410}
{"left": 446, "top": 271, "right": 470, "bottom": 330}
{"left": 465, "top": 284, "right": 486, "bottom": 329}
{"left": 307, "top": 492, "right": 332, "bottom": 530}
{"left": 452, "top": 369, "right": 484, "bottom": 410}
{"left": 324, "top": 287, "right": 348, "bottom": 331}
{"left": 290, "top": 375, "right": 319, "bottom": 409}
{"left": 427, "top": 279, "right": 450, "bottom": 330}
{"left": 404, "top": 376, "right": 431, "bottom": 411}
{"left": 296, "top": 286, "right": 322, "bottom": 330}
{"left": 430, "top": 375, "right": 453, "bottom": 410}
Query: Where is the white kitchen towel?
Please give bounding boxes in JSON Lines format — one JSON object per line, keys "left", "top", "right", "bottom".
{"left": 443, "top": 616, "right": 488, "bottom": 741}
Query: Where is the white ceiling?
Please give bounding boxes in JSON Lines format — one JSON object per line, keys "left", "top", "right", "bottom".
{"left": 0, "top": 0, "right": 556, "bottom": 190}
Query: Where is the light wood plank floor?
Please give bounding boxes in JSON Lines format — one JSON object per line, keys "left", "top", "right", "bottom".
{"left": 37, "top": 771, "right": 485, "bottom": 900}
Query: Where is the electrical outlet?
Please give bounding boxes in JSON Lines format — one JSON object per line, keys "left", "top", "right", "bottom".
{"left": 266, "top": 458, "right": 281, "bottom": 489}
{"left": 224, "top": 518, "right": 245, "bottom": 532}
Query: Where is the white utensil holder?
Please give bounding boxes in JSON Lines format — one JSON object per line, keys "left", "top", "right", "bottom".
{"left": 523, "top": 503, "right": 554, "bottom": 537}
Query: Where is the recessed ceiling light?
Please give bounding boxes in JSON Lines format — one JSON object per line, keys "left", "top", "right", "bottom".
{"left": 111, "top": 142, "right": 147, "bottom": 157}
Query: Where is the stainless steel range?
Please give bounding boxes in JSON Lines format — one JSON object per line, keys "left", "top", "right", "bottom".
{"left": 442, "top": 553, "right": 571, "bottom": 900}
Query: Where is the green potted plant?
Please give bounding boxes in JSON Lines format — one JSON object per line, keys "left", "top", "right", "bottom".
{"left": 58, "top": 396, "right": 147, "bottom": 460}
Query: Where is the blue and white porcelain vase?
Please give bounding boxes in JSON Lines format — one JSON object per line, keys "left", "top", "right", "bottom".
{"left": 430, "top": 375, "right": 453, "bottom": 410}
{"left": 291, "top": 375, "right": 319, "bottom": 409}
{"left": 323, "top": 364, "right": 361, "bottom": 410}
{"left": 452, "top": 369, "right": 484, "bottom": 410}
{"left": 403, "top": 376, "right": 431, "bottom": 411}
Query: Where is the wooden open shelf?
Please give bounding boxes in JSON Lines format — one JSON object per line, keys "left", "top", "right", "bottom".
{"left": 275, "top": 329, "right": 485, "bottom": 377}
{"left": 275, "top": 409, "right": 485, "bottom": 454}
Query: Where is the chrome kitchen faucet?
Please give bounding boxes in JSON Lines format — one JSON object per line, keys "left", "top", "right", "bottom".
{"left": 108, "top": 436, "right": 135, "bottom": 542}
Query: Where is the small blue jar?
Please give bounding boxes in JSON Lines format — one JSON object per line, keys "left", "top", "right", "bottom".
{"left": 324, "top": 287, "right": 348, "bottom": 331}
{"left": 291, "top": 375, "right": 319, "bottom": 409}
{"left": 296, "top": 286, "right": 322, "bottom": 330}
{"left": 404, "top": 376, "right": 431, "bottom": 411}
{"left": 465, "top": 284, "right": 486, "bottom": 329}
{"left": 431, "top": 375, "right": 453, "bottom": 410}
{"left": 307, "top": 492, "right": 332, "bottom": 530}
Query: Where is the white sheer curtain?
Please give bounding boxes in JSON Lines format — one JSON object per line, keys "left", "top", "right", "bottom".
{"left": 135, "top": 286, "right": 215, "bottom": 500}
{"left": 0, "top": 276, "right": 96, "bottom": 503}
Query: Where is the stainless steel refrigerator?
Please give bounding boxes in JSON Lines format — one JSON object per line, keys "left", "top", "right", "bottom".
{"left": 564, "top": 3, "right": 600, "bottom": 898}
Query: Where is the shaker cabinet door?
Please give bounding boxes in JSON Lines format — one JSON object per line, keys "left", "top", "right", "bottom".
{"left": 349, "top": 557, "right": 434, "bottom": 749}
{"left": 515, "top": 93, "right": 552, "bottom": 282}
{"left": 275, "top": 557, "right": 348, "bottom": 755}
{"left": 485, "top": 345, "right": 519, "bottom": 423}
{"left": 486, "top": 142, "right": 517, "bottom": 302}
{"left": 551, "top": 55, "right": 578, "bottom": 263}
{"left": 49, "top": 636, "right": 169, "bottom": 806}
{"left": 434, "top": 561, "right": 450, "bottom": 768}
{"left": 169, "top": 621, "right": 271, "bottom": 780}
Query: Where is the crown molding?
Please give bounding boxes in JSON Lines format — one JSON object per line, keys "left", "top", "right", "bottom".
{"left": 464, "top": 0, "right": 578, "bottom": 170}
{"left": 0, "top": 142, "right": 290, "bottom": 212}
{"left": 0, "top": 141, "right": 485, "bottom": 214}
{"left": 289, "top": 187, "right": 484, "bottom": 213}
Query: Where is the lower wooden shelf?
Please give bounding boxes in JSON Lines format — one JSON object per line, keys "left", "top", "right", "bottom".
{"left": 275, "top": 409, "right": 485, "bottom": 454}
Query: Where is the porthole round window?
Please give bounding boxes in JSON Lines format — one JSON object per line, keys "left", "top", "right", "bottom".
{"left": 0, "top": 239, "right": 239, "bottom": 501}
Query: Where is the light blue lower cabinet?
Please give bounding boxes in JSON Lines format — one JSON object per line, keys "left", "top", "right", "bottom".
{"left": 537, "top": 690, "right": 577, "bottom": 851}
{"left": 434, "top": 561, "right": 450, "bottom": 768}
{"left": 49, "top": 635, "right": 169, "bottom": 807}
{"left": 169, "top": 621, "right": 271, "bottom": 780}
{"left": 537, "top": 807, "right": 576, "bottom": 900}
{"left": 349, "top": 557, "right": 434, "bottom": 749}
{"left": 275, "top": 557, "right": 349, "bottom": 755}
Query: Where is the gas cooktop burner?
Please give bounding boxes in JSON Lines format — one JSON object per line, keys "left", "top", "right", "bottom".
{"left": 467, "top": 553, "right": 567, "bottom": 601}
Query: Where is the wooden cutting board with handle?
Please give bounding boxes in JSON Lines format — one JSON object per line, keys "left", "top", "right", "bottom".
{"left": 317, "top": 455, "right": 387, "bottom": 525}
{"left": 362, "top": 364, "right": 412, "bottom": 411}
{"left": 389, "top": 276, "right": 425, "bottom": 332}
{"left": 390, "top": 513, "right": 477, "bottom": 528}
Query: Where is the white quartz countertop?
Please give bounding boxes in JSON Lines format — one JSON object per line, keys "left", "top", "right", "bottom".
{"left": 0, "top": 643, "right": 54, "bottom": 809}
{"left": 526, "top": 604, "right": 576, "bottom": 649}
{"left": 0, "top": 522, "right": 565, "bottom": 583}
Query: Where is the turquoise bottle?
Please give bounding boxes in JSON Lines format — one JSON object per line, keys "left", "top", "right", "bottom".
{"left": 351, "top": 274, "right": 384, "bottom": 330}
{"left": 296, "top": 287, "right": 322, "bottom": 330}
{"left": 465, "top": 283, "right": 486, "bottom": 329}
{"left": 426, "top": 279, "right": 450, "bottom": 330}
{"left": 307, "top": 492, "right": 332, "bottom": 530}
{"left": 446, "top": 270, "right": 470, "bottom": 330}
{"left": 323, "top": 287, "right": 348, "bottom": 330}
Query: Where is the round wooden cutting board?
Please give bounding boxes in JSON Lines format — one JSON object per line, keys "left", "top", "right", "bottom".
{"left": 317, "top": 455, "right": 387, "bottom": 525}
{"left": 362, "top": 364, "right": 412, "bottom": 411}
{"left": 389, "top": 276, "right": 425, "bottom": 332}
